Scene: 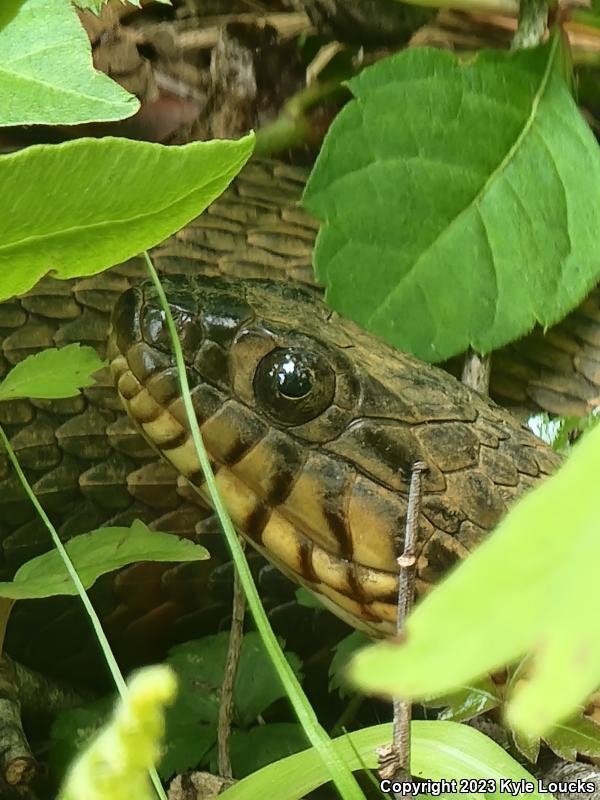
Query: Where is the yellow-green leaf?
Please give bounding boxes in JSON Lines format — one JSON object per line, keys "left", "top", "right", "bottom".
{"left": 0, "top": 345, "right": 104, "bottom": 401}
{"left": 220, "top": 721, "right": 547, "bottom": 800}
{"left": 0, "top": 134, "right": 254, "bottom": 301}
{"left": 0, "top": 520, "right": 209, "bottom": 600}
{"left": 0, "top": 0, "right": 138, "bottom": 126}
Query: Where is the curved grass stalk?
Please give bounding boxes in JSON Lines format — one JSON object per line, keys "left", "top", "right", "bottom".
{"left": 144, "top": 252, "right": 367, "bottom": 800}
{"left": 0, "top": 425, "right": 168, "bottom": 800}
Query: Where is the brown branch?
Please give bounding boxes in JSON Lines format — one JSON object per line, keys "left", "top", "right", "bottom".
{"left": 0, "top": 655, "right": 88, "bottom": 790}
{"left": 377, "top": 461, "right": 428, "bottom": 798}
{"left": 0, "top": 656, "right": 35, "bottom": 789}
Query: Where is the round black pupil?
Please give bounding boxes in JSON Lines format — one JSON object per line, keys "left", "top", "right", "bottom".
{"left": 270, "top": 354, "right": 312, "bottom": 399}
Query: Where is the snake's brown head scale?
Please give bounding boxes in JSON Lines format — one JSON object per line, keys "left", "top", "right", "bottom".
{"left": 109, "top": 273, "right": 561, "bottom": 636}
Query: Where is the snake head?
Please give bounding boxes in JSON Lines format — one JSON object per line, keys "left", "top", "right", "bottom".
{"left": 108, "top": 272, "right": 558, "bottom": 637}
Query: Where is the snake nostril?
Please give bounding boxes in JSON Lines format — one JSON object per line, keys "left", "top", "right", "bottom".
{"left": 112, "top": 286, "right": 143, "bottom": 355}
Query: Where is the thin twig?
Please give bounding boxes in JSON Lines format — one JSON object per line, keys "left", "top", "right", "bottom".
{"left": 377, "top": 461, "right": 428, "bottom": 797}
{"left": 254, "top": 81, "right": 348, "bottom": 156}
{"left": 218, "top": 540, "right": 247, "bottom": 779}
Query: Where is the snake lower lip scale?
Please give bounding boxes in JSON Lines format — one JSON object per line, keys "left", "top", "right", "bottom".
{"left": 110, "top": 273, "right": 561, "bottom": 636}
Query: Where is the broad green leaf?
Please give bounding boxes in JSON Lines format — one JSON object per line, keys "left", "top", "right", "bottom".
{"left": 219, "top": 721, "right": 548, "bottom": 800}
{"left": 160, "top": 633, "right": 303, "bottom": 778}
{"left": 50, "top": 697, "right": 113, "bottom": 780}
{"left": 0, "top": 520, "right": 209, "bottom": 599}
{"left": 233, "top": 633, "right": 303, "bottom": 726}
{"left": 425, "top": 679, "right": 501, "bottom": 723}
{"left": 511, "top": 727, "right": 540, "bottom": 763}
{"left": 0, "top": 134, "right": 254, "bottom": 301}
{"left": 0, "top": 0, "right": 138, "bottom": 126}
{"left": 303, "top": 35, "right": 600, "bottom": 362}
{"left": 348, "top": 423, "right": 600, "bottom": 736}
{"left": 166, "top": 635, "right": 230, "bottom": 726}
{"left": 158, "top": 715, "right": 215, "bottom": 780}
{"left": 0, "top": 345, "right": 104, "bottom": 401}
{"left": 221, "top": 724, "right": 308, "bottom": 779}
{"left": 507, "top": 513, "right": 600, "bottom": 735}
{"left": 329, "top": 631, "right": 369, "bottom": 697}
{"left": 166, "top": 633, "right": 302, "bottom": 729}
{"left": 294, "top": 587, "right": 324, "bottom": 609}
{"left": 544, "top": 715, "right": 600, "bottom": 762}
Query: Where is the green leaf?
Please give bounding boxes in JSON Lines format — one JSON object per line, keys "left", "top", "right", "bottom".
{"left": 303, "top": 35, "right": 600, "bottom": 363}
{"left": 544, "top": 715, "right": 600, "bottom": 762}
{"left": 166, "top": 636, "right": 228, "bottom": 726}
{"left": 511, "top": 727, "right": 540, "bottom": 763}
{"left": 219, "top": 721, "right": 548, "bottom": 800}
{"left": 0, "top": 0, "right": 138, "bottom": 126}
{"left": 348, "top": 422, "right": 600, "bottom": 738}
{"left": 166, "top": 633, "right": 303, "bottom": 729}
{"left": 167, "top": 635, "right": 230, "bottom": 725}
{"left": 224, "top": 724, "right": 308, "bottom": 779}
{"left": 234, "top": 633, "right": 303, "bottom": 726}
{"left": 0, "top": 134, "right": 254, "bottom": 301}
{"left": 0, "top": 345, "right": 104, "bottom": 401}
{"left": 329, "top": 631, "right": 370, "bottom": 697}
{"left": 161, "top": 634, "right": 303, "bottom": 779}
{"left": 0, "top": 520, "right": 209, "bottom": 599}
{"left": 507, "top": 509, "right": 600, "bottom": 734}
{"left": 50, "top": 697, "right": 112, "bottom": 780}
{"left": 158, "top": 714, "right": 215, "bottom": 780}
{"left": 424, "top": 679, "right": 501, "bottom": 723}
{"left": 294, "top": 587, "right": 324, "bottom": 609}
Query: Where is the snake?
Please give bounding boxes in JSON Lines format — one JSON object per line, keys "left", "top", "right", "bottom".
{"left": 109, "top": 272, "right": 559, "bottom": 637}
{"left": 0, "top": 157, "right": 592, "bottom": 679}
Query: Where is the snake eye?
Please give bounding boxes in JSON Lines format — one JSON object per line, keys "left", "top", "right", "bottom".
{"left": 254, "top": 347, "right": 335, "bottom": 425}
